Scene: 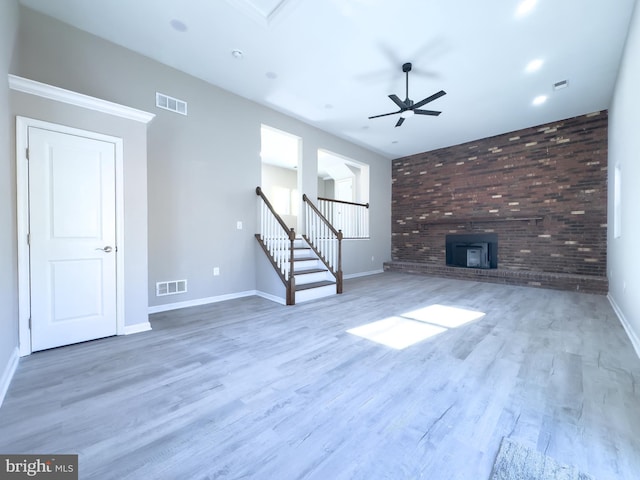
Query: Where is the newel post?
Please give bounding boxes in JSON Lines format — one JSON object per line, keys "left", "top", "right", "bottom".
{"left": 287, "top": 227, "right": 296, "bottom": 305}
{"left": 336, "top": 229, "right": 343, "bottom": 294}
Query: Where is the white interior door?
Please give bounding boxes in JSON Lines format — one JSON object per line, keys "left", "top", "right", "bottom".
{"left": 335, "top": 177, "right": 354, "bottom": 202}
{"left": 28, "top": 126, "right": 117, "bottom": 351}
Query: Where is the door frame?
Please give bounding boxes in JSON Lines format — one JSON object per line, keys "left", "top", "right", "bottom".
{"left": 16, "top": 116, "right": 126, "bottom": 356}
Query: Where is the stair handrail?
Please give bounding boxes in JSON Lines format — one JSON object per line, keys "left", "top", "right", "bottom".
{"left": 317, "top": 196, "right": 370, "bottom": 239}
{"left": 317, "top": 197, "right": 370, "bottom": 209}
{"left": 256, "top": 186, "right": 296, "bottom": 305}
{"left": 302, "top": 194, "right": 343, "bottom": 294}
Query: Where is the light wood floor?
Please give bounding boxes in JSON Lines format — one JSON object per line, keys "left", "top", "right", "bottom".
{"left": 1, "top": 273, "right": 639, "bottom": 479}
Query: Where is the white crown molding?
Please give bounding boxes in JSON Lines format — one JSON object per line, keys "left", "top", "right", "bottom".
{"left": 8, "top": 74, "right": 155, "bottom": 124}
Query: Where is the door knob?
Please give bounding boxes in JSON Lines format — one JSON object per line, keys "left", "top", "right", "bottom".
{"left": 96, "top": 246, "right": 113, "bottom": 253}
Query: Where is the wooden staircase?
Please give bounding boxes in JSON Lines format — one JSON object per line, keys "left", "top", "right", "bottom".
{"left": 255, "top": 187, "right": 342, "bottom": 305}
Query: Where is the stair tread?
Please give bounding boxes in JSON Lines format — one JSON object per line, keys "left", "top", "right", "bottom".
{"left": 295, "top": 280, "right": 335, "bottom": 291}
{"left": 292, "top": 256, "right": 319, "bottom": 262}
{"left": 294, "top": 267, "right": 328, "bottom": 275}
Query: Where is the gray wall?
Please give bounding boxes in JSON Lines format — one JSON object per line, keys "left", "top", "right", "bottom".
{"left": 14, "top": 7, "right": 391, "bottom": 310}
{"left": 0, "top": 0, "right": 20, "bottom": 397}
{"left": 9, "top": 93, "right": 150, "bottom": 329}
{"left": 608, "top": 0, "right": 640, "bottom": 352}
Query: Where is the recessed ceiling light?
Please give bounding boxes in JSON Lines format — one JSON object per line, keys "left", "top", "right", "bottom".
{"left": 170, "top": 19, "right": 188, "bottom": 32}
{"left": 525, "top": 59, "right": 544, "bottom": 73}
{"left": 324, "top": 103, "right": 333, "bottom": 109}
{"left": 532, "top": 95, "right": 547, "bottom": 106}
{"left": 392, "top": 140, "right": 399, "bottom": 144}
{"left": 516, "top": 0, "right": 537, "bottom": 18}
{"left": 231, "top": 49, "right": 244, "bottom": 59}
{"left": 265, "top": 72, "right": 278, "bottom": 79}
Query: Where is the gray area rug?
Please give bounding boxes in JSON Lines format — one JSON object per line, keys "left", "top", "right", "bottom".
{"left": 490, "top": 437, "right": 595, "bottom": 480}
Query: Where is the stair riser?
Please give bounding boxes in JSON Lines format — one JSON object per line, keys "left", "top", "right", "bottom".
{"left": 293, "top": 249, "right": 313, "bottom": 259}
{"left": 269, "top": 248, "right": 313, "bottom": 259}
{"left": 296, "top": 284, "right": 337, "bottom": 303}
{"left": 284, "top": 259, "right": 321, "bottom": 272}
{"left": 296, "top": 285, "right": 336, "bottom": 303}
{"left": 295, "top": 271, "right": 334, "bottom": 285}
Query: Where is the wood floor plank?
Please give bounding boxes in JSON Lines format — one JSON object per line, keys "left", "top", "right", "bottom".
{"left": 1, "top": 272, "right": 640, "bottom": 479}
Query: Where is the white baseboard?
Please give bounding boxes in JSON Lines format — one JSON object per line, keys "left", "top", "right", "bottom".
{"left": 148, "top": 290, "right": 257, "bottom": 314}
{"left": 344, "top": 269, "right": 384, "bottom": 280}
{"left": 608, "top": 294, "right": 640, "bottom": 360}
{"left": 0, "top": 347, "right": 19, "bottom": 408}
{"left": 255, "top": 291, "right": 286, "bottom": 305}
{"left": 123, "top": 322, "right": 152, "bottom": 335}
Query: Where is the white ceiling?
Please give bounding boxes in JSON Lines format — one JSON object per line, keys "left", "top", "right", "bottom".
{"left": 19, "top": 0, "right": 637, "bottom": 159}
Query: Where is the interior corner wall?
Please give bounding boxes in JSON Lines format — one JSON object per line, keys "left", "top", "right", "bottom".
{"left": 14, "top": 7, "right": 391, "bottom": 310}
{"left": 608, "top": 0, "right": 640, "bottom": 354}
{"left": 0, "top": 0, "right": 20, "bottom": 401}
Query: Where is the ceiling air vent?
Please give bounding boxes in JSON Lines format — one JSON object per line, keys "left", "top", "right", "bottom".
{"left": 156, "top": 92, "right": 187, "bottom": 115}
{"left": 553, "top": 80, "right": 569, "bottom": 91}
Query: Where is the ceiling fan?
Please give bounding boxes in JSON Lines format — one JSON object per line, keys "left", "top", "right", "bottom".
{"left": 369, "top": 62, "right": 446, "bottom": 127}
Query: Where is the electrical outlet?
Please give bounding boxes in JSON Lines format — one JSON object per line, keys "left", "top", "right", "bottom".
{"left": 236, "top": 221, "right": 243, "bottom": 230}
{"left": 213, "top": 267, "right": 220, "bottom": 276}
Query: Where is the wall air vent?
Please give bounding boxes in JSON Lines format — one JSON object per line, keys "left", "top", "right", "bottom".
{"left": 156, "top": 279, "right": 187, "bottom": 296}
{"left": 156, "top": 92, "right": 187, "bottom": 115}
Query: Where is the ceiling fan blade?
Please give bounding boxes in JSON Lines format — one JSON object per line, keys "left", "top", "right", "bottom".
{"left": 410, "top": 68, "right": 440, "bottom": 80}
{"left": 414, "top": 109, "right": 442, "bottom": 116}
{"left": 412, "top": 90, "right": 446, "bottom": 109}
{"left": 388, "top": 94, "right": 407, "bottom": 109}
{"left": 368, "top": 110, "right": 401, "bottom": 119}
{"left": 395, "top": 117, "right": 405, "bottom": 127}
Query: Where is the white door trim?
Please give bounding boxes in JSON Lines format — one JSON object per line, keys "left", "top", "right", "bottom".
{"left": 16, "top": 116, "right": 126, "bottom": 356}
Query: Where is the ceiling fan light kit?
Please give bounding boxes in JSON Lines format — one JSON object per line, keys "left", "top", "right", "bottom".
{"left": 369, "top": 62, "right": 446, "bottom": 128}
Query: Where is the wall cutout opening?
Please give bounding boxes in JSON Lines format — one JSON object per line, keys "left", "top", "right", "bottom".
{"left": 260, "top": 125, "right": 301, "bottom": 231}
{"left": 317, "top": 149, "right": 370, "bottom": 238}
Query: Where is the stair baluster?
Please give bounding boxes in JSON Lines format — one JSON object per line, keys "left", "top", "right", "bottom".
{"left": 256, "top": 187, "right": 296, "bottom": 305}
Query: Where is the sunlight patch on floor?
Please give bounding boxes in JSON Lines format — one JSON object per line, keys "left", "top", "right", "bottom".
{"left": 347, "top": 316, "right": 447, "bottom": 350}
{"left": 403, "top": 304, "right": 486, "bottom": 328}
{"left": 347, "top": 304, "right": 486, "bottom": 350}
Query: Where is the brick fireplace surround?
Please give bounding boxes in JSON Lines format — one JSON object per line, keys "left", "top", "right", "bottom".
{"left": 384, "top": 111, "right": 608, "bottom": 294}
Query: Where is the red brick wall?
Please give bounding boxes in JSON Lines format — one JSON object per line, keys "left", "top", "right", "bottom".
{"left": 390, "top": 111, "right": 608, "bottom": 287}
